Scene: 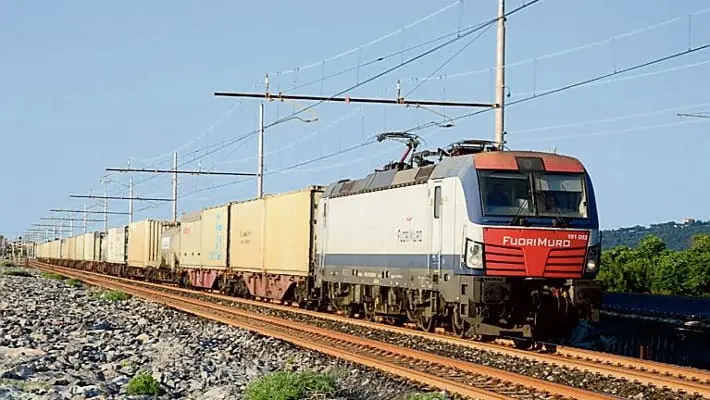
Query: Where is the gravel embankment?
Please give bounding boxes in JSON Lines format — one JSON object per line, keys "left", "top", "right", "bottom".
{"left": 0, "top": 266, "right": 428, "bottom": 400}
{"left": 167, "top": 285, "right": 704, "bottom": 400}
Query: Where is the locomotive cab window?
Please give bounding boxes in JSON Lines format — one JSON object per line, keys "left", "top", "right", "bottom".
{"left": 479, "top": 170, "right": 589, "bottom": 219}
{"left": 534, "top": 173, "right": 588, "bottom": 218}
{"left": 479, "top": 171, "right": 534, "bottom": 217}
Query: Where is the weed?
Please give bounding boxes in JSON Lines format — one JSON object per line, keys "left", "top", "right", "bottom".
{"left": 102, "top": 290, "right": 132, "bottom": 301}
{"left": 41, "top": 272, "right": 65, "bottom": 280}
{"left": 243, "top": 370, "right": 339, "bottom": 400}
{"left": 125, "top": 372, "right": 160, "bottom": 396}
{"left": 66, "top": 278, "right": 82, "bottom": 287}
{"left": 1, "top": 269, "right": 33, "bottom": 277}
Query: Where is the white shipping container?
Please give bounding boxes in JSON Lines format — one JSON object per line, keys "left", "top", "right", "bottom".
{"left": 106, "top": 227, "right": 127, "bottom": 264}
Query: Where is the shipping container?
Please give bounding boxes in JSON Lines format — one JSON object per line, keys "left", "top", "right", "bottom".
{"left": 127, "top": 219, "right": 167, "bottom": 268}
{"left": 180, "top": 212, "right": 202, "bottom": 268}
{"left": 160, "top": 224, "right": 181, "bottom": 269}
{"left": 82, "top": 232, "right": 101, "bottom": 261}
{"left": 57, "top": 239, "right": 65, "bottom": 259}
{"left": 65, "top": 236, "right": 75, "bottom": 260}
{"left": 101, "top": 236, "right": 108, "bottom": 262}
{"left": 75, "top": 234, "right": 84, "bottom": 261}
{"left": 94, "top": 232, "right": 102, "bottom": 261}
{"left": 106, "top": 227, "right": 127, "bottom": 264}
{"left": 200, "top": 204, "right": 229, "bottom": 269}
{"left": 228, "top": 186, "right": 323, "bottom": 276}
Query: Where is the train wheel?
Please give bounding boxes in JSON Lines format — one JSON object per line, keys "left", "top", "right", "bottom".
{"left": 416, "top": 314, "right": 436, "bottom": 332}
{"left": 364, "top": 303, "right": 376, "bottom": 321}
{"left": 344, "top": 304, "right": 358, "bottom": 318}
{"left": 451, "top": 308, "right": 467, "bottom": 338}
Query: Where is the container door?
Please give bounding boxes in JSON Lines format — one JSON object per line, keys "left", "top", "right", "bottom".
{"left": 430, "top": 183, "right": 443, "bottom": 275}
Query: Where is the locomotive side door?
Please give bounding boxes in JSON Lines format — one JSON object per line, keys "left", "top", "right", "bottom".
{"left": 429, "top": 181, "right": 443, "bottom": 277}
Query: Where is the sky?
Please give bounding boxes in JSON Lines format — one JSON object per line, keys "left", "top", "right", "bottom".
{"left": 2, "top": 0, "right": 710, "bottom": 241}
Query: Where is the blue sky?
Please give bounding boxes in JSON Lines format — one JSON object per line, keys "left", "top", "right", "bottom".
{"left": 2, "top": 0, "right": 710, "bottom": 240}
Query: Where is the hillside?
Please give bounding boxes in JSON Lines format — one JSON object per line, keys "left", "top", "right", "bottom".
{"left": 601, "top": 219, "right": 710, "bottom": 250}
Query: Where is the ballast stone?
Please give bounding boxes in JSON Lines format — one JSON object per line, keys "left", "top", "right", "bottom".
{"left": 0, "top": 265, "right": 428, "bottom": 400}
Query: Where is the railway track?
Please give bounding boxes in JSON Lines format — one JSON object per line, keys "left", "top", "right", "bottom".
{"left": 68, "top": 265, "right": 709, "bottom": 398}
{"left": 29, "top": 260, "right": 619, "bottom": 400}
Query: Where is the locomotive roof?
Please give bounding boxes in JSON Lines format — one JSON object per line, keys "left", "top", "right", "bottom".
{"left": 323, "top": 150, "right": 586, "bottom": 199}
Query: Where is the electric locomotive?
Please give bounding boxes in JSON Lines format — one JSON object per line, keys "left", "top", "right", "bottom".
{"left": 313, "top": 138, "right": 601, "bottom": 346}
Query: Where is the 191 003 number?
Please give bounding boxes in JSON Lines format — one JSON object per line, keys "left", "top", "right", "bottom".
{"left": 568, "top": 233, "right": 589, "bottom": 240}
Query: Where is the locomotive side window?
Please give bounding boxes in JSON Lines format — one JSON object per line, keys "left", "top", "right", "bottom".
{"left": 434, "top": 186, "right": 441, "bottom": 219}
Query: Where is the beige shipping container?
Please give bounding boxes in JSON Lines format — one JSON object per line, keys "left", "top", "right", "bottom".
{"left": 106, "top": 227, "right": 127, "bottom": 264}
{"left": 65, "top": 237, "right": 75, "bottom": 260}
{"left": 228, "top": 186, "right": 324, "bottom": 276}
{"left": 200, "top": 204, "right": 229, "bottom": 269}
{"left": 82, "top": 232, "right": 101, "bottom": 261}
{"left": 128, "top": 219, "right": 167, "bottom": 268}
{"left": 57, "top": 240, "right": 65, "bottom": 259}
{"left": 180, "top": 212, "right": 202, "bottom": 268}
{"left": 160, "top": 225, "right": 181, "bottom": 269}
{"left": 75, "top": 234, "right": 85, "bottom": 261}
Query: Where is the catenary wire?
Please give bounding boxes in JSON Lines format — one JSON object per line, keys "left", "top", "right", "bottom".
{"left": 406, "top": 5, "right": 710, "bottom": 82}
{"left": 405, "top": 44, "right": 710, "bottom": 133}
{"left": 170, "top": 0, "right": 542, "bottom": 171}
{"left": 268, "top": 1, "right": 462, "bottom": 76}
{"left": 133, "top": 43, "right": 709, "bottom": 213}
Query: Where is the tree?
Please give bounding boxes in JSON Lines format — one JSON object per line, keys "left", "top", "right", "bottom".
{"left": 597, "top": 233, "right": 710, "bottom": 297}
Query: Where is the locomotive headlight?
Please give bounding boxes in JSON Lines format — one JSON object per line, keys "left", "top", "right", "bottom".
{"left": 465, "top": 239, "right": 484, "bottom": 269}
{"left": 585, "top": 244, "right": 601, "bottom": 273}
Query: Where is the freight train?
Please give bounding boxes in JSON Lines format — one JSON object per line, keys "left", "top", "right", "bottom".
{"left": 34, "top": 139, "right": 602, "bottom": 348}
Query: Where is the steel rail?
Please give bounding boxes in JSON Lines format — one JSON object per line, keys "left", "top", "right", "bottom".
{"left": 96, "top": 269, "right": 710, "bottom": 396}
{"left": 30, "top": 261, "right": 618, "bottom": 400}
{"left": 29, "top": 259, "right": 710, "bottom": 397}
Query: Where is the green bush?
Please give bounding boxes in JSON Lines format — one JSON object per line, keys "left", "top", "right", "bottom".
{"left": 244, "top": 371, "right": 339, "bottom": 400}
{"left": 125, "top": 372, "right": 159, "bottom": 396}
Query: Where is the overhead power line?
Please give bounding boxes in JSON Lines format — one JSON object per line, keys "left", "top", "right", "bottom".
{"left": 190, "top": 42, "right": 710, "bottom": 198}
{"left": 49, "top": 209, "right": 131, "bottom": 215}
{"left": 269, "top": 1, "right": 462, "bottom": 76}
{"left": 190, "top": 0, "right": 541, "bottom": 171}
{"left": 517, "top": 118, "right": 710, "bottom": 144}
{"left": 406, "top": 43, "right": 710, "bottom": 133}
{"left": 406, "top": 5, "right": 710, "bottom": 82}
{"left": 105, "top": 168, "right": 256, "bottom": 177}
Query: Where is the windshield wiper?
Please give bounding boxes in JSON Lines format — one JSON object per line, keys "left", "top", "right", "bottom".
{"left": 535, "top": 190, "right": 569, "bottom": 228}
{"left": 511, "top": 198, "right": 531, "bottom": 226}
